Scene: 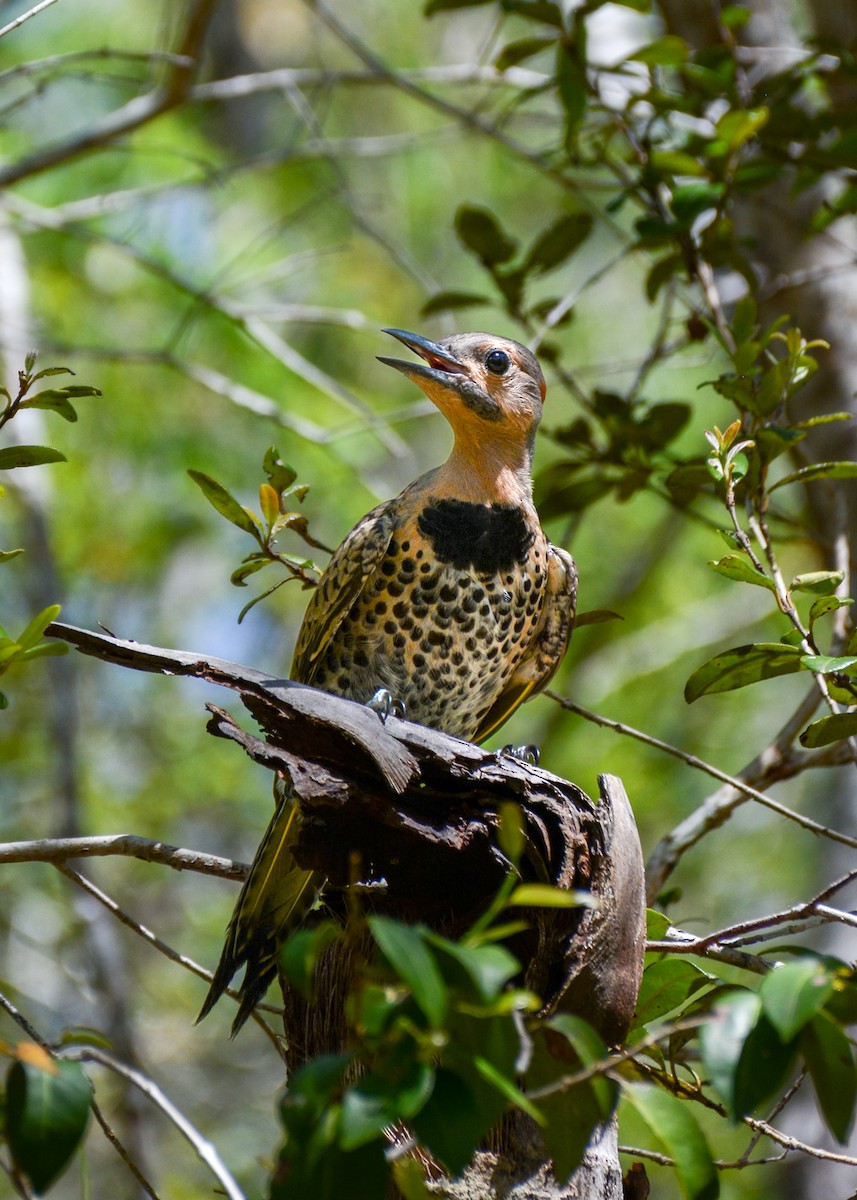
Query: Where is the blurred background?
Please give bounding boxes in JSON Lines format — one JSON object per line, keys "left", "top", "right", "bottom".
{"left": 0, "top": 1, "right": 855, "bottom": 1196}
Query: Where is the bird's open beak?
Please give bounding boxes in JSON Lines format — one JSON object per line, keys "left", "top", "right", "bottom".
{"left": 377, "top": 328, "right": 469, "bottom": 389}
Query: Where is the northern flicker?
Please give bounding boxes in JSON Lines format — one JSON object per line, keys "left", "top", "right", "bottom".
{"left": 198, "top": 328, "right": 577, "bottom": 1033}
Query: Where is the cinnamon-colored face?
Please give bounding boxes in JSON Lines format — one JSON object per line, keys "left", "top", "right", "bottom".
{"left": 378, "top": 328, "right": 546, "bottom": 446}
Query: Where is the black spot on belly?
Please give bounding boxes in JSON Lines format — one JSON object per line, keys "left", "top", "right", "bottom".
{"left": 418, "top": 500, "right": 535, "bottom": 574}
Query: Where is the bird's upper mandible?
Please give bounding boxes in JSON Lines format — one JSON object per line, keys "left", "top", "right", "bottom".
{"left": 378, "top": 327, "right": 547, "bottom": 448}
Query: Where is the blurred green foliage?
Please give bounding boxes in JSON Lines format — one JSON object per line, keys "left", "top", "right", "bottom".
{"left": 2, "top": 0, "right": 857, "bottom": 1197}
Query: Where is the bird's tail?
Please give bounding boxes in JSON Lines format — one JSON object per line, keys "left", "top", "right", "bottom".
{"left": 197, "top": 787, "right": 322, "bottom": 1035}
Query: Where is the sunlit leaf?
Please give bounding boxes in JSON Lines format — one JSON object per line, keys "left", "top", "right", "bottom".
{"left": 800, "top": 713, "right": 857, "bottom": 749}
{"left": 769, "top": 461, "right": 857, "bottom": 492}
{"left": 685, "top": 643, "right": 803, "bottom": 702}
{"left": 187, "top": 469, "right": 261, "bottom": 536}
{"left": 789, "top": 571, "right": 844, "bottom": 595}
{"left": 634, "top": 960, "right": 711, "bottom": 1027}
{"left": 707, "top": 555, "right": 775, "bottom": 591}
{"left": 760, "top": 959, "right": 836, "bottom": 1041}
{"left": 507, "top": 883, "right": 595, "bottom": 909}
{"left": 0, "top": 445, "right": 67, "bottom": 470}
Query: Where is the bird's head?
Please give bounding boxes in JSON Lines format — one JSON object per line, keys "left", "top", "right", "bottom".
{"left": 378, "top": 328, "right": 546, "bottom": 453}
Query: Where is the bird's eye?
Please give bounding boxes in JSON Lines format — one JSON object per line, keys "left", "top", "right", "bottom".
{"left": 485, "top": 349, "right": 510, "bottom": 375}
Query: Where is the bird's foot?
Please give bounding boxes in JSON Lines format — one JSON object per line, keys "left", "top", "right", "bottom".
{"left": 367, "top": 687, "right": 406, "bottom": 723}
{"left": 499, "top": 743, "right": 540, "bottom": 767}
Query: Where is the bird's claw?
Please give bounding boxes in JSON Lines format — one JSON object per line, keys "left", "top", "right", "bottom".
{"left": 367, "top": 687, "right": 406, "bottom": 723}
{"left": 499, "top": 743, "right": 540, "bottom": 767}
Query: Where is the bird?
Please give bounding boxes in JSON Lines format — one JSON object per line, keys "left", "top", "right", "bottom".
{"left": 197, "top": 328, "right": 578, "bottom": 1034}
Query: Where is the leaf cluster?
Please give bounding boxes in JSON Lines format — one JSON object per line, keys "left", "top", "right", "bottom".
{"left": 271, "top": 875, "right": 613, "bottom": 1200}
{"left": 188, "top": 446, "right": 331, "bottom": 623}
{"left": 0, "top": 352, "right": 101, "bottom": 707}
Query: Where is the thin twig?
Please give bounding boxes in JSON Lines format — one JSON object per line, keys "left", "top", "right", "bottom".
{"left": 0, "top": 0, "right": 61, "bottom": 41}
{"left": 53, "top": 864, "right": 285, "bottom": 1055}
{"left": 547, "top": 694, "right": 857, "bottom": 857}
{"left": 0, "top": 990, "right": 51, "bottom": 1048}
{"left": 90, "top": 1099, "right": 161, "bottom": 1200}
{"left": 57, "top": 1046, "right": 247, "bottom": 1200}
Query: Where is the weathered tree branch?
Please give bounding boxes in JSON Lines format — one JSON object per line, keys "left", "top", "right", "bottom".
{"left": 44, "top": 620, "right": 645, "bottom": 1200}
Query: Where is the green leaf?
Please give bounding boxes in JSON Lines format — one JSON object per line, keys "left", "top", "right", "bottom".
{"left": 507, "top": 883, "right": 595, "bottom": 909}
{"left": 649, "top": 150, "right": 707, "bottom": 177}
{"left": 21, "top": 642, "right": 68, "bottom": 662}
{"left": 623, "top": 1083, "right": 718, "bottom": 1200}
{"left": 557, "top": 40, "right": 587, "bottom": 146}
{"left": 646, "top": 909, "right": 671, "bottom": 939}
{"left": 0, "top": 548, "right": 24, "bottom": 563}
{"left": 685, "top": 643, "right": 803, "bottom": 702}
{"left": 425, "top": 0, "right": 493, "bottom": 12}
{"left": 627, "top": 34, "right": 688, "bottom": 67}
{"left": 523, "top": 213, "right": 593, "bottom": 275}
{"left": 427, "top": 936, "right": 519, "bottom": 1004}
{"left": 634, "top": 960, "right": 711, "bottom": 1027}
{"left": 494, "top": 35, "right": 556, "bottom": 71}
{"left": 230, "top": 558, "right": 268, "bottom": 586}
{"left": 0, "top": 445, "right": 67, "bottom": 470}
{"left": 770, "top": 461, "right": 857, "bottom": 492}
{"left": 573, "top": 608, "right": 623, "bottom": 627}
{"left": 30, "top": 366, "right": 74, "bottom": 381}
{"left": 17, "top": 604, "right": 61, "bottom": 651}
{"left": 528, "top": 1014, "right": 618, "bottom": 1182}
{"left": 454, "top": 205, "right": 517, "bottom": 267}
{"left": 187, "top": 469, "right": 261, "bottom": 536}
{"left": 471, "top": 1054, "right": 543, "bottom": 1121}
{"left": 800, "top": 712, "right": 857, "bottom": 749}
{"left": 6, "top": 1057, "right": 92, "bottom": 1194}
{"left": 410, "top": 1068, "right": 482, "bottom": 1174}
{"left": 420, "top": 291, "right": 490, "bottom": 316}
{"left": 800, "top": 654, "right": 857, "bottom": 675}
{"left": 262, "top": 445, "right": 298, "bottom": 492}
{"left": 340, "top": 1061, "right": 434, "bottom": 1149}
{"left": 760, "top": 959, "right": 836, "bottom": 1041}
{"left": 801, "top": 1012, "right": 857, "bottom": 1142}
{"left": 701, "top": 990, "right": 795, "bottom": 1118}
{"left": 19, "top": 391, "right": 78, "bottom": 422}
{"left": 368, "top": 917, "right": 447, "bottom": 1026}
{"left": 809, "top": 595, "right": 853, "bottom": 626}
{"left": 789, "top": 570, "right": 844, "bottom": 595}
{"left": 707, "top": 555, "right": 775, "bottom": 591}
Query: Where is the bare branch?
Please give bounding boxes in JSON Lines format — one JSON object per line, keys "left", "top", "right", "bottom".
{"left": 90, "top": 1101, "right": 161, "bottom": 1200}
{"left": 54, "top": 865, "right": 285, "bottom": 1053}
{"left": 0, "top": 0, "right": 61, "bottom": 41}
{"left": 547, "top": 694, "right": 857, "bottom": 902}
{"left": 57, "top": 1046, "right": 247, "bottom": 1200}
{"left": 0, "top": 0, "right": 218, "bottom": 188}
{"left": 0, "top": 833, "right": 245, "bottom": 878}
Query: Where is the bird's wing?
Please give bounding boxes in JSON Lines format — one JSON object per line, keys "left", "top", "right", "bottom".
{"left": 471, "top": 544, "right": 577, "bottom": 745}
{"left": 290, "top": 499, "right": 400, "bottom": 685}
